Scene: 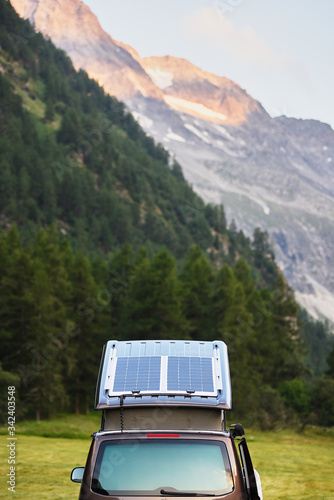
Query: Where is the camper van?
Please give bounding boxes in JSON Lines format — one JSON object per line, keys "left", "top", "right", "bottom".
{"left": 71, "top": 340, "right": 263, "bottom": 499}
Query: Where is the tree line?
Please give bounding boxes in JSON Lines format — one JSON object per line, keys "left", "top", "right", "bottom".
{"left": 0, "top": 226, "right": 333, "bottom": 427}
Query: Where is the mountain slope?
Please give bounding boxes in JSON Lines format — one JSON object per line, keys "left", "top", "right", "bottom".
{"left": 0, "top": 1, "right": 230, "bottom": 258}
{"left": 10, "top": 0, "right": 334, "bottom": 324}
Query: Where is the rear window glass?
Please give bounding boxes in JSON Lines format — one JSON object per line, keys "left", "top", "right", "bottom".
{"left": 92, "top": 438, "right": 233, "bottom": 496}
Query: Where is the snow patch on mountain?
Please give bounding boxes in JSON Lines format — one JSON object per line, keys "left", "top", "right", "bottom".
{"left": 184, "top": 123, "right": 212, "bottom": 144}
{"left": 213, "top": 124, "right": 236, "bottom": 141}
{"left": 165, "top": 128, "right": 186, "bottom": 143}
{"left": 132, "top": 112, "right": 153, "bottom": 130}
{"left": 145, "top": 68, "right": 174, "bottom": 89}
{"left": 164, "top": 95, "right": 227, "bottom": 122}
{"left": 213, "top": 124, "right": 246, "bottom": 146}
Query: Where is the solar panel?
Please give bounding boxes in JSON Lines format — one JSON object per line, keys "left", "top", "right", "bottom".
{"left": 96, "top": 340, "right": 232, "bottom": 410}
{"left": 113, "top": 356, "right": 161, "bottom": 393}
{"left": 112, "top": 355, "right": 214, "bottom": 395}
{"left": 167, "top": 356, "right": 214, "bottom": 393}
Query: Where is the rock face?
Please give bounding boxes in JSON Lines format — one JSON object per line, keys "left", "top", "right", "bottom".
{"left": 11, "top": 0, "right": 334, "bottom": 324}
{"left": 141, "top": 55, "right": 263, "bottom": 125}
{"left": 10, "top": 0, "right": 163, "bottom": 100}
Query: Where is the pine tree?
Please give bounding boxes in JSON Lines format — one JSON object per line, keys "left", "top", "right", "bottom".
{"left": 234, "top": 258, "right": 254, "bottom": 295}
{"left": 108, "top": 244, "right": 135, "bottom": 333}
{"left": 67, "top": 253, "right": 108, "bottom": 414}
{"left": 252, "top": 275, "right": 305, "bottom": 387}
{"left": 252, "top": 227, "right": 274, "bottom": 257}
{"left": 180, "top": 245, "right": 213, "bottom": 340}
{"left": 23, "top": 260, "right": 68, "bottom": 420}
{"left": 210, "top": 263, "right": 260, "bottom": 417}
{"left": 57, "top": 109, "right": 81, "bottom": 146}
{"left": 0, "top": 363, "right": 19, "bottom": 423}
{"left": 120, "top": 249, "right": 188, "bottom": 340}
{"left": 325, "top": 344, "right": 334, "bottom": 379}
{"left": 44, "top": 97, "right": 54, "bottom": 122}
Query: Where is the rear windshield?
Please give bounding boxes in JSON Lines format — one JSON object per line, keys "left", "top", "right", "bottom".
{"left": 92, "top": 438, "right": 234, "bottom": 496}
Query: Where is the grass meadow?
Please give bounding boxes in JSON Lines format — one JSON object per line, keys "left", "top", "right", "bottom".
{"left": 0, "top": 414, "right": 333, "bottom": 499}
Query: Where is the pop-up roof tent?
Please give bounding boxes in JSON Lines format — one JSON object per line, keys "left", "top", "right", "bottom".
{"left": 95, "top": 340, "right": 231, "bottom": 409}
{"left": 95, "top": 340, "right": 232, "bottom": 432}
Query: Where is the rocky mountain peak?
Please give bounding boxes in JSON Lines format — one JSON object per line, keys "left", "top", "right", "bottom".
{"left": 11, "top": 0, "right": 164, "bottom": 100}
{"left": 141, "top": 55, "right": 265, "bottom": 125}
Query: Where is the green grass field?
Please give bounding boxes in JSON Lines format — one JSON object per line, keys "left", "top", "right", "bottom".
{"left": 1, "top": 415, "right": 333, "bottom": 499}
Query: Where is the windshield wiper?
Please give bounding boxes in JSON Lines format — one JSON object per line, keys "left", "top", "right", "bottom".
{"left": 160, "top": 489, "right": 214, "bottom": 497}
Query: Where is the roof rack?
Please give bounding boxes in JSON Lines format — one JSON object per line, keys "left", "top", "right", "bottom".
{"left": 95, "top": 340, "right": 231, "bottom": 410}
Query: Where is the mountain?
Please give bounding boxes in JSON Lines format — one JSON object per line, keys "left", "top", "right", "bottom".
{"left": 10, "top": 0, "right": 334, "bottom": 324}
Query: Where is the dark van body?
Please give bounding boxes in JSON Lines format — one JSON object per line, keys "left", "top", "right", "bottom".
{"left": 76, "top": 431, "right": 250, "bottom": 500}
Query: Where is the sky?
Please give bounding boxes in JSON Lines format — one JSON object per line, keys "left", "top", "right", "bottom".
{"left": 83, "top": 0, "right": 334, "bottom": 128}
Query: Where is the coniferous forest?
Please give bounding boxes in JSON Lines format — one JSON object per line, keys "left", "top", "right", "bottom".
{"left": 0, "top": 0, "right": 334, "bottom": 427}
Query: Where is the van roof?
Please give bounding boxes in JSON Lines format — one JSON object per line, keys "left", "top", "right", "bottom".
{"left": 95, "top": 340, "right": 231, "bottom": 410}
